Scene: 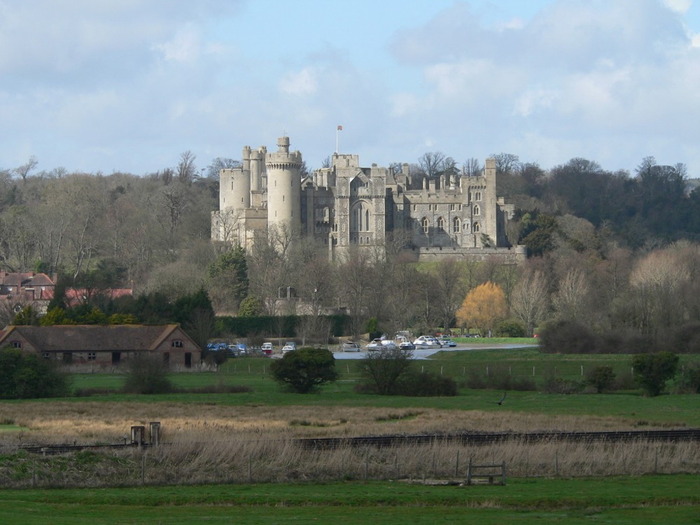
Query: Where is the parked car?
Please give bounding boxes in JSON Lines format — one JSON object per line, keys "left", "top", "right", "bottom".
{"left": 399, "top": 341, "right": 415, "bottom": 350}
{"left": 438, "top": 338, "right": 457, "bottom": 347}
{"left": 281, "top": 342, "right": 297, "bottom": 354}
{"left": 413, "top": 335, "right": 442, "bottom": 347}
{"left": 261, "top": 342, "right": 274, "bottom": 355}
{"left": 342, "top": 341, "right": 361, "bottom": 352}
{"left": 228, "top": 342, "right": 247, "bottom": 356}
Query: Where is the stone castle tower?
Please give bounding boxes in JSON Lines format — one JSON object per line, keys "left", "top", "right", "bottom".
{"left": 212, "top": 136, "right": 524, "bottom": 263}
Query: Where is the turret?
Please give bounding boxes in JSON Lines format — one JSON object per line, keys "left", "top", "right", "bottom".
{"left": 266, "top": 137, "right": 302, "bottom": 237}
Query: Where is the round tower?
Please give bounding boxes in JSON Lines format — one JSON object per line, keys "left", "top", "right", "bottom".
{"left": 266, "top": 136, "right": 302, "bottom": 236}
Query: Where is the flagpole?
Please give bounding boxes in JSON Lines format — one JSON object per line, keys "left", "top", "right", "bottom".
{"left": 335, "top": 125, "right": 342, "bottom": 154}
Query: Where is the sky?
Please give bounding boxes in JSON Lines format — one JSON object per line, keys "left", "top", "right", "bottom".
{"left": 2, "top": 0, "right": 700, "bottom": 177}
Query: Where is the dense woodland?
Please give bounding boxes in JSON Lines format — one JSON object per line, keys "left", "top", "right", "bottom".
{"left": 1, "top": 151, "right": 700, "bottom": 351}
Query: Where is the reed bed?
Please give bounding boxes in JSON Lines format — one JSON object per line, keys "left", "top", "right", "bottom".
{"left": 1, "top": 401, "right": 696, "bottom": 488}
{"left": 0, "top": 435, "right": 697, "bottom": 489}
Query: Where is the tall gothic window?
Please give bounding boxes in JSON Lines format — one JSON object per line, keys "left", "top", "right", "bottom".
{"left": 351, "top": 202, "right": 369, "bottom": 232}
{"left": 473, "top": 204, "right": 480, "bottom": 216}
{"left": 453, "top": 217, "right": 461, "bottom": 233}
{"left": 437, "top": 217, "right": 445, "bottom": 232}
{"left": 421, "top": 217, "right": 429, "bottom": 234}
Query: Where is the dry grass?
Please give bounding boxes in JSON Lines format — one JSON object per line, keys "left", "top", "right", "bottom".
{"left": 0, "top": 401, "right": 656, "bottom": 446}
{"left": 0, "top": 401, "right": 697, "bottom": 488}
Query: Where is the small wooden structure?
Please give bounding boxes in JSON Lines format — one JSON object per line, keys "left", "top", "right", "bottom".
{"left": 466, "top": 458, "right": 507, "bottom": 485}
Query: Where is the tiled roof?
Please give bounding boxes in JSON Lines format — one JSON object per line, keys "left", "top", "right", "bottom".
{"left": 0, "top": 324, "right": 196, "bottom": 352}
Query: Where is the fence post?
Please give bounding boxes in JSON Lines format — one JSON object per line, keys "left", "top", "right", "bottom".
{"left": 455, "top": 450, "right": 460, "bottom": 477}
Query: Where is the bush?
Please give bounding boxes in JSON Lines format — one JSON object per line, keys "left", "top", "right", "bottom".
{"left": 463, "top": 366, "right": 536, "bottom": 391}
{"left": 669, "top": 322, "right": 700, "bottom": 353}
{"left": 542, "top": 375, "right": 583, "bottom": 394}
{"left": 586, "top": 365, "right": 616, "bottom": 393}
{"left": 394, "top": 370, "right": 458, "bottom": 396}
{"left": 0, "top": 348, "right": 70, "bottom": 399}
{"left": 673, "top": 362, "right": 700, "bottom": 393}
{"left": 539, "top": 320, "right": 597, "bottom": 354}
{"left": 632, "top": 352, "right": 679, "bottom": 397}
{"left": 122, "top": 354, "right": 174, "bottom": 394}
{"left": 358, "top": 347, "right": 414, "bottom": 395}
{"left": 494, "top": 319, "right": 526, "bottom": 338}
{"left": 270, "top": 347, "right": 338, "bottom": 393}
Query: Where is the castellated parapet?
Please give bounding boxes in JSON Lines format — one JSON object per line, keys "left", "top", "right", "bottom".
{"left": 212, "top": 136, "right": 524, "bottom": 263}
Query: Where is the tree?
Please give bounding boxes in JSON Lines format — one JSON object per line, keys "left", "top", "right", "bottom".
{"left": 418, "top": 152, "right": 447, "bottom": 178}
{"left": 358, "top": 347, "right": 414, "bottom": 395}
{"left": 456, "top": 281, "right": 507, "bottom": 336}
{"left": 270, "top": 347, "right": 338, "bottom": 393}
{"left": 0, "top": 348, "right": 70, "bottom": 399}
{"left": 632, "top": 352, "right": 679, "bottom": 397}
{"left": 586, "top": 366, "right": 616, "bottom": 393}
{"left": 510, "top": 269, "right": 549, "bottom": 336}
{"left": 122, "top": 353, "right": 174, "bottom": 394}
{"left": 13, "top": 155, "right": 38, "bottom": 182}
{"left": 207, "top": 244, "right": 249, "bottom": 314}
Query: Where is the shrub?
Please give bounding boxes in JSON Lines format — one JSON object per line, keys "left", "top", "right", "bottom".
{"left": 358, "top": 347, "right": 414, "bottom": 395}
{"left": 495, "top": 319, "right": 526, "bottom": 338}
{"left": 586, "top": 366, "right": 616, "bottom": 393}
{"left": 542, "top": 375, "right": 583, "bottom": 394}
{"left": 0, "top": 348, "right": 70, "bottom": 399}
{"left": 673, "top": 362, "right": 700, "bottom": 393}
{"left": 539, "top": 320, "right": 597, "bottom": 354}
{"left": 394, "top": 370, "right": 458, "bottom": 397}
{"left": 669, "top": 322, "right": 700, "bottom": 353}
{"left": 122, "top": 354, "right": 174, "bottom": 394}
{"left": 632, "top": 352, "right": 679, "bottom": 397}
{"left": 270, "top": 347, "right": 338, "bottom": 393}
{"left": 463, "top": 366, "right": 536, "bottom": 391}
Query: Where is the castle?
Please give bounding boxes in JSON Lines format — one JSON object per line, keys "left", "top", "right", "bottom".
{"left": 211, "top": 136, "right": 525, "bottom": 262}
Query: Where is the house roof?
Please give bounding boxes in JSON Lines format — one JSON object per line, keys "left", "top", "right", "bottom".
{"left": 0, "top": 272, "right": 55, "bottom": 288}
{"left": 0, "top": 324, "right": 200, "bottom": 352}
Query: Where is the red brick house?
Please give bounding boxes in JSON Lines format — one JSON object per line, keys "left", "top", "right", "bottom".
{"left": 0, "top": 324, "right": 201, "bottom": 370}
{"left": 0, "top": 271, "right": 56, "bottom": 315}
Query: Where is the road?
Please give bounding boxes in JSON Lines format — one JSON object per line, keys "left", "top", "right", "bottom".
{"left": 333, "top": 343, "right": 537, "bottom": 360}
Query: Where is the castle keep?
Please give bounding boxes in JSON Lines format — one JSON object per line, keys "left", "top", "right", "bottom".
{"left": 211, "top": 136, "right": 524, "bottom": 262}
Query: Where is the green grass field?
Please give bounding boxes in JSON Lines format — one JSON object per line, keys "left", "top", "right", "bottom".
{"left": 0, "top": 475, "right": 697, "bottom": 524}
{"left": 63, "top": 345, "right": 700, "bottom": 427}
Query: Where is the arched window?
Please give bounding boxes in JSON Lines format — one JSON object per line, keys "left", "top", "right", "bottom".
{"left": 475, "top": 191, "right": 482, "bottom": 201}
{"left": 453, "top": 217, "right": 461, "bottom": 233}
{"left": 437, "top": 217, "right": 445, "bottom": 232}
{"left": 473, "top": 222, "right": 480, "bottom": 233}
{"left": 473, "top": 204, "right": 480, "bottom": 216}
{"left": 421, "top": 217, "right": 429, "bottom": 234}
{"left": 351, "top": 202, "right": 369, "bottom": 232}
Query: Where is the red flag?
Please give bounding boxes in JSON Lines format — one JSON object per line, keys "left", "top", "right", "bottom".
{"left": 337, "top": 125, "right": 343, "bottom": 131}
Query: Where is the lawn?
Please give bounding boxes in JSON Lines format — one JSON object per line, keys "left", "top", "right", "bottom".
{"left": 0, "top": 475, "right": 697, "bottom": 524}
{"left": 64, "top": 347, "right": 700, "bottom": 427}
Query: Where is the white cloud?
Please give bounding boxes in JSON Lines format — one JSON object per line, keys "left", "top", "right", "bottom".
{"left": 279, "top": 67, "right": 319, "bottom": 96}
{"left": 663, "top": 0, "right": 692, "bottom": 14}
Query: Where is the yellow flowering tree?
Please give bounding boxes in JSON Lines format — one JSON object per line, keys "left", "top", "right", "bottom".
{"left": 456, "top": 281, "right": 507, "bottom": 336}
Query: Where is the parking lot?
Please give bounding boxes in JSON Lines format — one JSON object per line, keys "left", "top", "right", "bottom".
{"left": 332, "top": 343, "right": 536, "bottom": 360}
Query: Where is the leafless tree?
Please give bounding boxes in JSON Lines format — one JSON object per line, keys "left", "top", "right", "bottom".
{"left": 13, "top": 156, "right": 38, "bottom": 182}
{"left": 510, "top": 269, "right": 549, "bottom": 336}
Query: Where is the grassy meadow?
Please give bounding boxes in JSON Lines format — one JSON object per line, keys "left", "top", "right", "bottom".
{"left": 0, "top": 342, "right": 698, "bottom": 504}
{"left": 0, "top": 476, "right": 698, "bottom": 524}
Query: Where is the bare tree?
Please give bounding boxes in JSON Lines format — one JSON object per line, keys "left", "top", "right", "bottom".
{"left": 510, "top": 269, "right": 549, "bottom": 336}
{"left": 462, "top": 158, "right": 481, "bottom": 177}
{"left": 418, "top": 152, "right": 447, "bottom": 178}
{"left": 14, "top": 156, "right": 38, "bottom": 182}
{"left": 176, "top": 151, "right": 197, "bottom": 184}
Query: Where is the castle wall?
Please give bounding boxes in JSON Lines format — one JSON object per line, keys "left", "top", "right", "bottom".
{"left": 213, "top": 136, "right": 522, "bottom": 263}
